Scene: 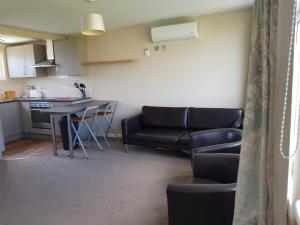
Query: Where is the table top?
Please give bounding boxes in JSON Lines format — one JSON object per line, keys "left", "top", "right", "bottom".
{"left": 40, "top": 100, "right": 118, "bottom": 115}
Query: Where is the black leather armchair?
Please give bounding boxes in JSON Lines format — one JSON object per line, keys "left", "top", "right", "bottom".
{"left": 167, "top": 153, "right": 240, "bottom": 225}
{"left": 190, "top": 128, "right": 242, "bottom": 154}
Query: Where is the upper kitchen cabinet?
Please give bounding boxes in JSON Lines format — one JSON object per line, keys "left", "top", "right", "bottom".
{"left": 6, "top": 44, "right": 47, "bottom": 78}
{"left": 53, "top": 39, "right": 87, "bottom": 76}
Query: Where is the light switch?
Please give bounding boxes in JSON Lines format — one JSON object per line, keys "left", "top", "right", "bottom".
{"left": 144, "top": 48, "right": 150, "bottom": 56}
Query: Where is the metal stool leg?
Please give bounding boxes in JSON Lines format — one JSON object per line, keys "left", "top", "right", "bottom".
{"left": 94, "top": 117, "right": 110, "bottom": 148}
{"left": 84, "top": 121, "right": 104, "bottom": 151}
{"left": 125, "top": 144, "right": 129, "bottom": 153}
{"left": 71, "top": 122, "right": 89, "bottom": 158}
{"left": 104, "top": 116, "right": 119, "bottom": 138}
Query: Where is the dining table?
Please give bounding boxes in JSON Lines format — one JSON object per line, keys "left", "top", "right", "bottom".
{"left": 41, "top": 100, "right": 118, "bottom": 158}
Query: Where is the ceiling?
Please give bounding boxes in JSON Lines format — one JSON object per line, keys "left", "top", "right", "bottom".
{"left": 0, "top": 0, "right": 254, "bottom": 35}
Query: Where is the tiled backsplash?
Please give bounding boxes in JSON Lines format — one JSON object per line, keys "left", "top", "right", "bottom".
{"left": 22, "top": 76, "right": 91, "bottom": 98}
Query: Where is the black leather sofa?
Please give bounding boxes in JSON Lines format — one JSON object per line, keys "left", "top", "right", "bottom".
{"left": 167, "top": 153, "right": 239, "bottom": 225}
{"left": 121, "top": 106, "right": 243, "bottom": 151}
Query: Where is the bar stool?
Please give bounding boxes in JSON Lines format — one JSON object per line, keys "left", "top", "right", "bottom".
{"left": 71, "top": 105, "right": 103, "bottom": 158}
{"left": 91, "top": 102, "right": 118, "bottom": 148}
{"left": 97, "top": 102, "right": 118, "bottom": 137}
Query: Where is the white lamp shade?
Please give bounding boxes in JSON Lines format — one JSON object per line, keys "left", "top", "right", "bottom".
{"left": 81, "top": 13, "right": 105, "bottom": 35}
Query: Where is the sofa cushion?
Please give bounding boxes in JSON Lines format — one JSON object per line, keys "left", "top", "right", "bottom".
{"left": 188, "top": 108, "right": 243, "bottom": 130}
{"left": 142, "top": 106, "right": 188, "bottom": 129}
{"left": 128, "top": 128, "right": 185, "bottom": 144}
{"left": 178, "top": 130, "right": 192, "bottom": 145}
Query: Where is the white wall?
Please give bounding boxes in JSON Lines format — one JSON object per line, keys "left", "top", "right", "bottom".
{"left": 86, "top": 8, "right": 252, "bottom": 133}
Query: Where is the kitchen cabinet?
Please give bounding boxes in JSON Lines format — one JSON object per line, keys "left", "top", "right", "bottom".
{"left": 0, "top": 102, "right": 23, "bottom": 143}
{"left": 53, "top": 39, "right": 87, "bottom": 76}
{"left": 6, "top": 44, "right": 46, "bottom": 78}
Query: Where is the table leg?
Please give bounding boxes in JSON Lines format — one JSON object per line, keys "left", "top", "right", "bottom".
{"left": 50, "top": 114, "right": 58, "bottom": 156}
{"left": 67, "top": 114, "right": 74, "bottom": 158}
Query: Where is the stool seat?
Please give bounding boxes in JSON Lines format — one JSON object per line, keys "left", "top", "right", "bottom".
{"left": 72, "top": 115, "right": 95, "bottom": 122}
{"left": 96, "top": 111, "right": 113, "bottom": 116}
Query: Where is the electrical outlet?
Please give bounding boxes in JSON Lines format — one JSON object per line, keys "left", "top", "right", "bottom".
{"left": 154, "top": 45, "right": 160, "bottom": 51}
{"left": 161, "top": 45, "right": 167, "bottom": 51}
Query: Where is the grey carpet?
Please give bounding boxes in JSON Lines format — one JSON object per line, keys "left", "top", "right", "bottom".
{"left": 0, "top": 140, "right": 191, "bottom": 225}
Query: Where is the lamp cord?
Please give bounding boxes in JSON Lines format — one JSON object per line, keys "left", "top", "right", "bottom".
{"left": 280, "top": 0, "right": 298, "bottom": 159}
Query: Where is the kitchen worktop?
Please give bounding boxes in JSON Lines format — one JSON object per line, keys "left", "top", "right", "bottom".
{"left": 0, "top": 97, "right": 91, "bottom": 104}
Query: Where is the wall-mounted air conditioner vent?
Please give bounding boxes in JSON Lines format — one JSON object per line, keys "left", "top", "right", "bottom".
{"left": 151, "top": 22, "right": 198, "bottom": 43}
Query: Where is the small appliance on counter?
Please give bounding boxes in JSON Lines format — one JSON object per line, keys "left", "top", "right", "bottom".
{"left": 4, "top": 90, "right": 16, "bottom": 100}
{"left": 25, "top": 85, "right": 41, "bottom": 98}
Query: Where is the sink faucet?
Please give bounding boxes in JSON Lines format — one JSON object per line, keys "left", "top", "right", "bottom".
{"left": 74, "top": 82, "right": 86, "bottom": 98}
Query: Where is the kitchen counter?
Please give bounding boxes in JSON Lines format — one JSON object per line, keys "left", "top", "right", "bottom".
{"left": 0, "top": 97, "right": 91, "bottom": 104}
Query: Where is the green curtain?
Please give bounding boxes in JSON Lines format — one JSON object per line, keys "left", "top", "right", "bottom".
{"left": 233, "top": 0, "right": 278, "bottom": 225}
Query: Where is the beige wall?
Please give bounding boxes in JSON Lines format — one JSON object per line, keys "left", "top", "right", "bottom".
{"left": 86, "top": 8, "right": 252, "bottom": 133}
{"left": 2, "top": 8, "right": 252, "bottom": 134}
{"left": 0, "top": 79, "right": 23, "bottom": 97}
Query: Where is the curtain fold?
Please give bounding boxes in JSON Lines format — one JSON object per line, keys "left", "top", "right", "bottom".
{"left": 233, "top": 0, "right": 278, "bottom": 225}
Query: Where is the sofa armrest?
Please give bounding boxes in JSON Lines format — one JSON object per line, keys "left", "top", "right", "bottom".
{"left": 121, "top": 114, "right": 142, "bottom": 143}
{"left": 167, "top": 183, "right": 236, "bottom": 225}
{"left": 233, "top": 115, "right": 243, "bottom": 129}
{"left": 192, "top": 141, "right": 241, "bottom": 154}
{"left": 192, "top": 153, "right": 240, "bottom": 183}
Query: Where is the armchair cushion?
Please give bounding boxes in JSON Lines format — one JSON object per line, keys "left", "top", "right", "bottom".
{"left": 127, "top": 128, "right": 185, "bottom": 144}
{"left": 142, "top": 106, "right": 188, "bottom": 129}
{"left": 185, "top": 177, "right": 220, "bottom": 185}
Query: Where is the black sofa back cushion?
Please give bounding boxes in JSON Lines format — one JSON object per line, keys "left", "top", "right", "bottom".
{"left": 188, "top": 108, "right": 243, "bottom": 130}
{"left": 142, "top": 106, "right": 188, "bottom": 129}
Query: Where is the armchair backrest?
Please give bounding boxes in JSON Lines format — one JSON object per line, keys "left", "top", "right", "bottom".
{"left": 192, "top": 153, "right": 240, "bottom": 184}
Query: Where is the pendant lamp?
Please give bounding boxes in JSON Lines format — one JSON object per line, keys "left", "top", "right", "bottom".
{"left": 81, "top": 13, "right": 105, "bottom": 35}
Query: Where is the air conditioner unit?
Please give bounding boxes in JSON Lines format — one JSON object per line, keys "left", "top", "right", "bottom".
{"left": 151, "top": 22, "right": 198, "bottom": 43}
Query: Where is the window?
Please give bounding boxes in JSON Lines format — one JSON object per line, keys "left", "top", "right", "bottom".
{"left": 0, "top": 44, "right": 6, "bottom": 80}
{"left": 287, "top": 9, "right": 300, "bottom": 216}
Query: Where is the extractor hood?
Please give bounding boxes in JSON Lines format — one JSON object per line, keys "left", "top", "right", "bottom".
{"left": 32, "top": 40, "right": 56, "bottom": 68}
{"left": 32, "top": 59, "right": 55, "bottom": 68}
